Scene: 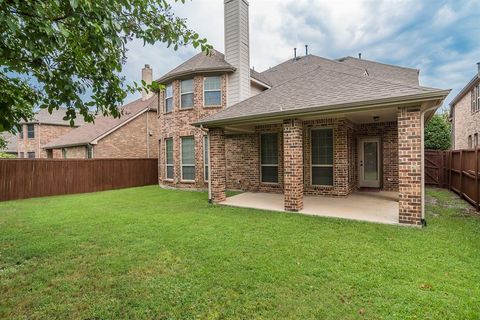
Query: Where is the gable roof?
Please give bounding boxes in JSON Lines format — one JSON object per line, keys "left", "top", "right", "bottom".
{"left": 44, "top": 96, "right": 157, "bottom": 149}
{"left": 449, "top": 73, "right": 480, "bottom": 108}
{"left": 0, "top": 132, "right": 17, "bottom": 153}
{"left": 196, "top": 63, "right": 449, "bottom": 126}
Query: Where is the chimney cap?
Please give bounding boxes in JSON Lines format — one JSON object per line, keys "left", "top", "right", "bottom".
{"left": 144, "top": 64, "right": 151, "bottom": 69}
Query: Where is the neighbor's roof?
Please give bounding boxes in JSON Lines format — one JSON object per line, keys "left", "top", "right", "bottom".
{"left": 0, "top": 132, "right": 17, "bottom": 153}
{"left": 449, "top": 72, "right": 480, "bottom": 107}
{"left": 196, "top": 58, "right": 450, "bottom": 126}
{"left": 20, "top": 108, "right": 86, "bottom": 126}
{"left": 44, "top": 96, "right": 157, "bottom": 149}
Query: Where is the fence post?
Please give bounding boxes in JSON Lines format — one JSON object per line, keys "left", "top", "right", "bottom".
{"left": 476, "top": 147, "right": 479, "bottom": 211}
{"left": 460, "top": 150, "right": 464, "bottom": 199}
{"left": 448, "top": 151, "right": 452, "bottom": 190}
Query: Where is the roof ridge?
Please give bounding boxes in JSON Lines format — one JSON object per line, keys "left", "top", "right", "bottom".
{"left": 337, "top": 56, "right": 419, "bottom": 72}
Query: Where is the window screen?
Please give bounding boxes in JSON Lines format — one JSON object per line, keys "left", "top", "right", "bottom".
{"left": 204, "top": 76, "right": 221, "bottom": 106}
{"left": 260, "top": 133, "right": 278, "bottom": 183}
{"left": 181, "top": 136, "right": 195, "bottom": 180}
{"left": 181, "top": 79, "right": 194, "bottom": 109}
{"left": 311, "top": 129, "right": 334, "bottom": 186}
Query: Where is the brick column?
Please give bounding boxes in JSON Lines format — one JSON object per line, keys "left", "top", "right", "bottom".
{"left": 283, "top": 119, "right": 304, "bottom": 211}
{"left": 398, "top": 107, "right": 422, "bottom": 225}
{"left": 209, "top": 127, "right": 226, "bottom": 203}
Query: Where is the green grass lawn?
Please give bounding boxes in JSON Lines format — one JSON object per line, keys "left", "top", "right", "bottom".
{"left": 1, "top": 187, "right": 480, "bottom": 319}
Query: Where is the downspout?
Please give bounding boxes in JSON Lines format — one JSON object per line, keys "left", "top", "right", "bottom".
{"left": 420, "top": 103, "right": 440, "bottom": 226}
{"left": 200, "top": 124, "right": 212, "bottom": 202}
{"left": 146, "top": 110, "right": 150, "bottom": 157}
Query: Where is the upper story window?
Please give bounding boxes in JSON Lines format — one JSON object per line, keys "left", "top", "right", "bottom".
{"left": 180, "top": 79, "right": 194, "bottom": 109}
{"left": 165, "top": 84, "right": 173, "bottom": 113}
{"left": 27, "top": 124, "right": 35, "bottom": 138}
{"left": 472, "top": 84, "right": 480, "bottom": 113}
{"left": 204, "top": 76, "right": 221, "bottom": 106}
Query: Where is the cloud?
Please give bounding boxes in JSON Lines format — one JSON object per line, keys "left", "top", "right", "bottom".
{"left": 122, "top": 0, "right": 480, "bottom": 108}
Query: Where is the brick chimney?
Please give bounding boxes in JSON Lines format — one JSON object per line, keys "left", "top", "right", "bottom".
{"left": 224, "top": 0, "right": 250, "bottom": 107}
{"left": 141, "top": 64, "right": 153, "bottom": 101}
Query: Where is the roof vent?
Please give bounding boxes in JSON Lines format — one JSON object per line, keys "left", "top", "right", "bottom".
{"left": 477, "top": 62, "right": 480, "bottom": 75}
{"left": 358, "top": 53, "right": 362, "bottom": 59}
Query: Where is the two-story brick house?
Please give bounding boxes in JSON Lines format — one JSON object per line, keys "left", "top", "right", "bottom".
{"left": 16, "top": 108, "right": 85, "bottom": 158}
{"left": 450, "top": 63, "right": 480, "bottom": 149}
{"left": 155, "top": 0, "right": 450, "bottom": 226}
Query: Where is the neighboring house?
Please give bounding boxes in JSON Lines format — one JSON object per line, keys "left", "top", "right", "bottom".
{"left": 156, "top": 0, "right": 450, "bottom": 226}
{"left": 449, "top": 63, "right": 480, "bottom": 149}
{"left": 0, "top": 132, "right": 17, "bottom": 156}
{"left": 43, "top": 91, "right": 159, "bottom": 159}
{"left": 17, "top": 108, "right": 85, "bottom": 158}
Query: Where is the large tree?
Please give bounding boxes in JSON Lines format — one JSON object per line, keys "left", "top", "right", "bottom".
{"left": 0, "top": 0, "right": 211, "bottom": 133}
{"left": 424, "top": 112, "right": 451, "bottom": 150}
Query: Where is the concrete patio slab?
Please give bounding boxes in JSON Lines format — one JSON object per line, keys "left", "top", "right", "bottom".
{"left": 221, "top": 191, "right": 399, "bottom": 225}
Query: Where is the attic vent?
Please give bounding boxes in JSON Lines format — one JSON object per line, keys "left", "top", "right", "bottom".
{"left": 364, "top": 69, "right": 369, "bottom": 76}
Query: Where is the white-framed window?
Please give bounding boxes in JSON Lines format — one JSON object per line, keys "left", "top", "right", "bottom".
{"left": 260, "top": 132, "right": 279, "bottom": 183}
{"left": 181, "top": 79, "right": 194, "bottom": 109}
{"left": 468, "top": 135, "right": 473, "bottom": 149}
{"left": 62, "top": 148, "right": 67, "bottom": 159}
{"left": 477, "top": 84, "right": 480, "bottom": 112}
{"left": 181, "top": 136, "right": 195, "bottom": 181}
{"left": 165, "top": 138, "right": 174, "bottom": 180}
{"left": 204, "top": 135, "right": 209, "bottom": 182}
{"left": 27, "top": 151, "right": 35, "bottom": 159}
{"left": 165, "top": 84, "right": 173, "bottom": 113}
{"left": 472, "top": 85, "right": 480, "bottom": 113}
{"left": 86, "top": 145, "right": 93, "bottom": 159}
{"left": 311, "top": 128, "right": 334, "bottom": 186}
{"left": 475, "top": 133, "right": 478, "bottom": 147}
{"left": 204, "top": 76, "right": 221, "bottom": 106}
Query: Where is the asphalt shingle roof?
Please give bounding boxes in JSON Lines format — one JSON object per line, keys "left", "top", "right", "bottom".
{"left": 197, "top": 61, "right": 448, "bottom": 125}
{"left": 21, "top": 108, "right": 86, "bottom": 126}
{"left": 44, "top": 96, "right": 157, "bottom": 149}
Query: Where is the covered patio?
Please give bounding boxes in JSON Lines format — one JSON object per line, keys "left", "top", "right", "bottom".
{"left": 221, "top": 190, "right": 399, "bottom": 225}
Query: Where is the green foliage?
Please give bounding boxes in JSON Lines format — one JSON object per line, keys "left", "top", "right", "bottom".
{"left": 1, "top": 186, "right": 480, "bottom": 318}
{"left": 0, "top": 0, "right": 211, "bottom": 132}
{"left": 0, "top": 135, "right": 6, "bottom": 150}
{"left": 0, "top": 152, "right": 16, "bottom": 158}
{"left": 425, "top": 112, "right": 451, "bottom": 150}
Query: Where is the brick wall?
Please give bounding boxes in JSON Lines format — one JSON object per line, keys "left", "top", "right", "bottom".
{"left": 17, "top": 124, "right": 76, "bottom": 158}
{"left": 283, "top": 119, "right": 304, "bottom": 211}
{"left": 398, "top": 106, "right": 422, "bottom": 225}
{"left": 158, "top": 74, "right": 227, "bottom": 189}
{"left": 210, "top": 127, "right": 226, "bottom": 203}
{"left": 452, "top": 82, "right": 480, "bottom": 149}
{"left": 94, "top": 110, "right": 158, "bottom": 158}
{"left": 64, "top": 146, "right": 87, "bottom": 158}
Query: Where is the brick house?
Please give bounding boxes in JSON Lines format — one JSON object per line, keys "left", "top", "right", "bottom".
{"left": 156, "top": 0, "right": 449, "bottom": 225}
{"left": 450, "top": 63, "right": 480, "bottom": 149}
{"left": 0, "top": 132, "right": 17, "bottom": 156}
{"left": 16, "top": 108, "right": 85, "bottom": 158}
{"left": 43, "top": 91, "right": 159, "bottom": 159}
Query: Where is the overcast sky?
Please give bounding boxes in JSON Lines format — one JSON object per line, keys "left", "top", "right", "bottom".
{"left": 123, "top": 0, "right": 480, "bottom": 110}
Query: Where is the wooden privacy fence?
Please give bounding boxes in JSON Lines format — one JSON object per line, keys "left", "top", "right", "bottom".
{"left": 425, "top": 149, "right": 480, "bottom": 210}
{"left": 0, "top": 158, "right": 158, "bottom": 202}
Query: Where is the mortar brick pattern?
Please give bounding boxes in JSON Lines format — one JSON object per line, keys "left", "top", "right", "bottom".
{"left": 452, "top": 88, "right": 480, "bottom": 149}
{"left": 397, "top": 107, "right": 422, "bottom": 225}
{"left": 17, "top": 124, "right": 77, "bottom": 158}
{"left": 158, "top": 74, "right": 227, "bottom": 189}
{"left": 283, "top": 119, "right": 304, "bottom": 211}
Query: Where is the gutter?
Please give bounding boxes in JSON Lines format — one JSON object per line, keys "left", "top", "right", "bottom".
{"left": 156, "top": 67, "right": 236, "bottom": 84}
{"left": 194, "top": 90, "right": 451, "bottom": 127}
